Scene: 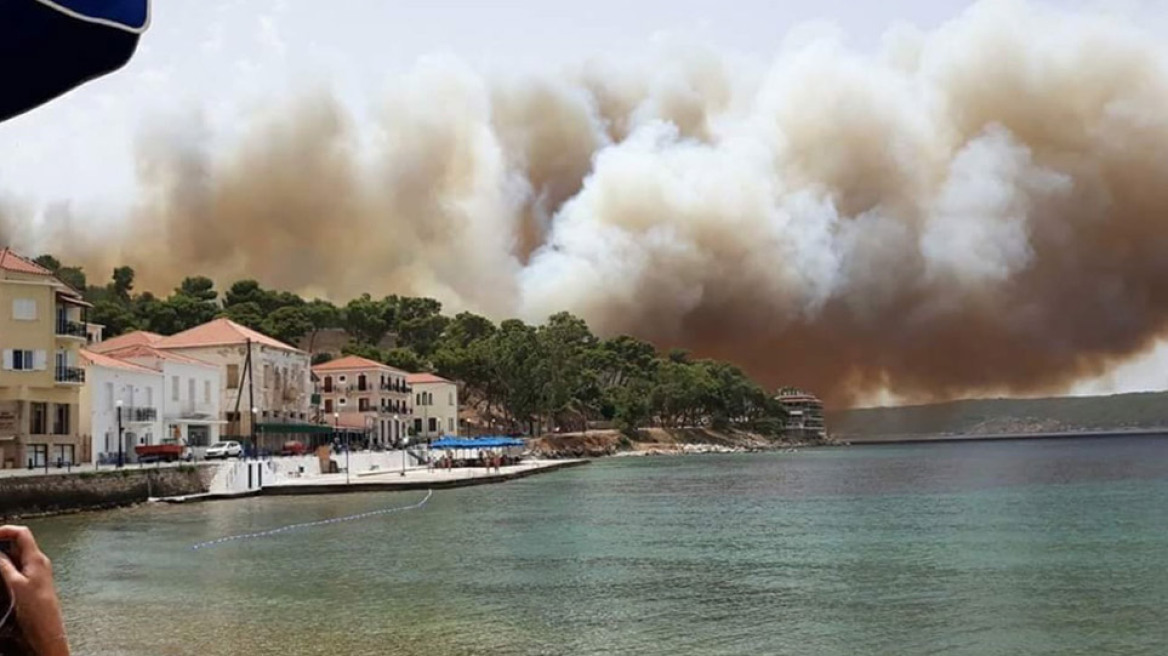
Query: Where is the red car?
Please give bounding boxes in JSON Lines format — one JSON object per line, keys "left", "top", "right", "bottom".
{"left": 281, "top": 441, "right": 307, "bottom": 456}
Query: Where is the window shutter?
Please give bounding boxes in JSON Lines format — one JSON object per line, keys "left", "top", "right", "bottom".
{"left": 34, "top": 350, "right": 47, "bottom": 371}
{"left": 2, "top": 350, "right": 12, "bottom": 371}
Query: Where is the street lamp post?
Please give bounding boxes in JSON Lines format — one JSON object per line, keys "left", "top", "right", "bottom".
{"left": 115, "top": 400, "right": 124, "bottom": 468}
{"left": 334, "top": 412, "right": 349, "bottom": 484}
{"left": 401, "top": 435, "right": 409, "bottom": 477}
{"left": 250, "top": 406, "right": 258, "bottom": 460}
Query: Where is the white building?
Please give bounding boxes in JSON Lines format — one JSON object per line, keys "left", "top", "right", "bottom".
{"left": 80, "top": 350, "right": 164, "bottom": 465}
{"left": 102, "top": 344, "right": 224, "bottom": 455}
{"left": 148, "top": 319, "right": 312, "bottom": 452}
{"left": 81, "top": 344, "right": 226, "bottom": 463}
{"left": 406, "top": 373, "right": 458, "bottom": 441}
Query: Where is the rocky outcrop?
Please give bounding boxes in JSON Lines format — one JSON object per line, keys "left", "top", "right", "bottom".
{"left": 527, "top": 428, "right": 822, "bottom": 459}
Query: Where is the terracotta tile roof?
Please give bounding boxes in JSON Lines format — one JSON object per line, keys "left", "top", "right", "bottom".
{"left": 87, "top": 331, "right": 164, "bottom": 354}
{"left": 154, "top": 318, "right": 302, "bottom": 352}
{"left": 80, "top": 349, "right": 161, "bottom": 375}
{"left": 0, "top": 247, "right": 53, "bottom": 276}
{"left": 312, "top": 355, "right": 406, "bottom": 374}
{"left": 102, "top": 344, "right": 216, "bottom": 368}
{"left": 406, "top": 372, "right": 452, "bottom": 385}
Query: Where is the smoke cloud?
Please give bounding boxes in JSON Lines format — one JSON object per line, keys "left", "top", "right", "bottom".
{"left": 17, "top": 0, "right": 1168, "bottom": 405}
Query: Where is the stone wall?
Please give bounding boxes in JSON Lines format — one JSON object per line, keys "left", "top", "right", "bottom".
{"left": 0, "top": 466, "right": 215, "bottom": 519}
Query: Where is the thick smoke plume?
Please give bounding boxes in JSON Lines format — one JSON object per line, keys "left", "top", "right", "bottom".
{"left": 18, "top": 0, "right": 1168, "bottom": 405}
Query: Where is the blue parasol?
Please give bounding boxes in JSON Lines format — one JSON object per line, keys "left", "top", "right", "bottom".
{"left": 0, "top": 0, "right": 150, "bottom": 122}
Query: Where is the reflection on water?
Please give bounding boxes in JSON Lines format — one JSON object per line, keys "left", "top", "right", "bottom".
{"left": 27, "top": 437, "right": 1168, "bottom": 655}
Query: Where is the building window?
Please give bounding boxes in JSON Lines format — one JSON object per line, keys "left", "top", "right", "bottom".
{"left": 105, "top": 382, "right": 115, "bottom": 410}
{"left": 338, "top": 375, "right": 347, "bottom": 384}
{"left": 413, "top": 418, "right": 422, "bottom": 434}
{"left": 323, "top": 376, "right": 333, "bottom": 393}
{"left": 448, "top": 392, "right": 453, "bottom": 406}
{"left": 3, "top": 349, "right": 36, "bottom": 371}
{"left": 53, "top": 445, "right": 75, "bottom": 466}
{"left": 188, "top": 378, "right": 196, "bottom": 405}
{"left": 30, "top": 403, "right": 47, "bottom": 435}
{"left": 146, "top": 386, "right": 153, "bottom": 408}
{"left": 358, "top": 374, "right": 367, "bottom": 392}
{"left": 12, "top": 298, "right": 36, "bottom": 321}
{"left": 358, "top": 398, "right": 370, "bottom": 412}
{"left": 171, "top": 376, "right": 180, "bottom": 401}
{"left": 28, "top": 444, "right": 48, "bottom": 468}
{"left": 338, "top": 398, "right": 347, "bottom": 406}
{"left": 448, "top": 417, "right": 454, "bottom": 432}
{"left": 324, "top": 399, "right": 333, "bottom": 413}
{"left": 188, "top": 425, "right": 211, "bottom": 447}
{"left": 428, "top": 418, "right": 438, "bottom": 434}
{"left": 53, "top": 404, "right": 70, "bottom": 435}
{"left": 226, "top": 364, "right": 240, "bottom": 389}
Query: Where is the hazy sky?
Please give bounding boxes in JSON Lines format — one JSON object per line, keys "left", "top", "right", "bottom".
{"left": 1, "top": 0, "right": 1165, "bottom": 400}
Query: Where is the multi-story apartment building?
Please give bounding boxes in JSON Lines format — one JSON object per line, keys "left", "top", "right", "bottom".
{"left": 313, "top": 356, "right": 411, "bottom": 447}
{"left": 0, "top": 248, "right": 88, "bottom": 468}
{"left": 407, "top": 373, "right": 459, "bottom": 441}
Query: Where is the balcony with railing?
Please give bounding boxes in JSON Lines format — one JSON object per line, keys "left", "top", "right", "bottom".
{"left": 380, "top": 381, "right": 413, "bottom": 394}
{"left": 54, "top": 366, "right": 85, "bottom": 385}
{"left": 55, "top": 318, "right": 88, "bottom": 340}
{"left": 120, "top": 407, "right": 158, "bottom": 423}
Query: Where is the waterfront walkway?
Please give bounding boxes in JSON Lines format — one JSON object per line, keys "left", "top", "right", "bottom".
{"left": 262, "top": 459, "right": 588, "bottom": 495}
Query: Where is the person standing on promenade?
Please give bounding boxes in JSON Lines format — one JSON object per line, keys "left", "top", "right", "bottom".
{"left": 0, "top": 526, "right": 70, "bottom": 656}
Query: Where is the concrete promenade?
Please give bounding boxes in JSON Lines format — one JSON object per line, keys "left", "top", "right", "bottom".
{"left": 261, "top": 459, "right": 589, "bottom": 495}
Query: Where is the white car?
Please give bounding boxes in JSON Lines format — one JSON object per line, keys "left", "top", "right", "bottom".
{"left": 205, "top": 441, "right": 243, "bottom": 460}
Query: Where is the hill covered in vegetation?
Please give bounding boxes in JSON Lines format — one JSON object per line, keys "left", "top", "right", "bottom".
{"left": 35, "top": 254, "right": 800, "bottom": 440}
{"left": 828, "top": 392, "right": 1168, "bottom": 439}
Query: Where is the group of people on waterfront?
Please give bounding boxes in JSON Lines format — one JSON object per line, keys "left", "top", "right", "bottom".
{"left": 430, "top": 450, "right": 511, "bottom": 472}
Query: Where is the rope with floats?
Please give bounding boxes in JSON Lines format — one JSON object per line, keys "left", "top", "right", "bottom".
{"left": 191, "top": 489, "right": 433, "bottom": 551}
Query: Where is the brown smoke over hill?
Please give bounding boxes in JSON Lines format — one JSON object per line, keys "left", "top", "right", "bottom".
{"left": 18, "top": 0, "right": 1168, "bottom": 405}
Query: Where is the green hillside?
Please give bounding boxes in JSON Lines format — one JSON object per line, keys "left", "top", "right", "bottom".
{"left": 827, "top": 392, "right": 1168, "bottom": 438}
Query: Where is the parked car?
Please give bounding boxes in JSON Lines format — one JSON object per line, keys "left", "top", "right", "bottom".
{"left": 281, "top": 441, "right": 307, "bottom": 456}
{"left": 205, "top": 441, "right": 243, "bottom": 460}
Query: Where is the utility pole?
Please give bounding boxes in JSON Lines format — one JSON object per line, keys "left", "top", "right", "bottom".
{"left": 246, "top": 339, "right": 256, "bottom": 459}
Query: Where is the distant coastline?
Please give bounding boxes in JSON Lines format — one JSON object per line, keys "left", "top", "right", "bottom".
{"left": 840, "top": 428, "right": 1168, "bottom": 445}
{"left": 828, "top": 391, "right": 1168, "bottom": 443}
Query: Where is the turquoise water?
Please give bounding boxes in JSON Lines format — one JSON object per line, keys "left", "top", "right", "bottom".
{"left": 26, "top": 437, "right": 1168, "bottom": 655}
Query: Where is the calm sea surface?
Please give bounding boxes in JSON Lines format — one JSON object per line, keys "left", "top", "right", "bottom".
{"left": 24, "top": 436, "right": 1168, "bottom": 655}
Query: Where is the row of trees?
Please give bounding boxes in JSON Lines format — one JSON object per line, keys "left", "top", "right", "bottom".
{"left": 37, "top": 256, "right": 791, "bottom": 437}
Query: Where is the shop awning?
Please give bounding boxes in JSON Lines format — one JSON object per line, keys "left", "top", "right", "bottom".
{"left": 429, "top": 437, "right": 526, "bottom": 450}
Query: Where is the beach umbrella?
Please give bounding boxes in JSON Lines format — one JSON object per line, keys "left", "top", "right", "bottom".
{"left": 0, "top": 0, "right": 150, "bottom": 123}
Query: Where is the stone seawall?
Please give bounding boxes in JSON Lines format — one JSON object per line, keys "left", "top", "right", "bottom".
{"left": 0, "top": 466, "right": 215, "bottom": 519}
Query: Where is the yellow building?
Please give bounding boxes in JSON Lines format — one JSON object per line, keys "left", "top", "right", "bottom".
{"left": 0, "top": 248, "right": 90, "bottom": 469}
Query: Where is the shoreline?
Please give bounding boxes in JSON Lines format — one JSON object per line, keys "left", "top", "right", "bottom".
{"left": 838, "top": 428, "right": 1168, "bottom": 445}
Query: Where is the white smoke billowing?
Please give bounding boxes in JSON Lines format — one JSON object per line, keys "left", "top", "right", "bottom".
{"left": 10, "top": 0, "right": 1168, "bottom": 404}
